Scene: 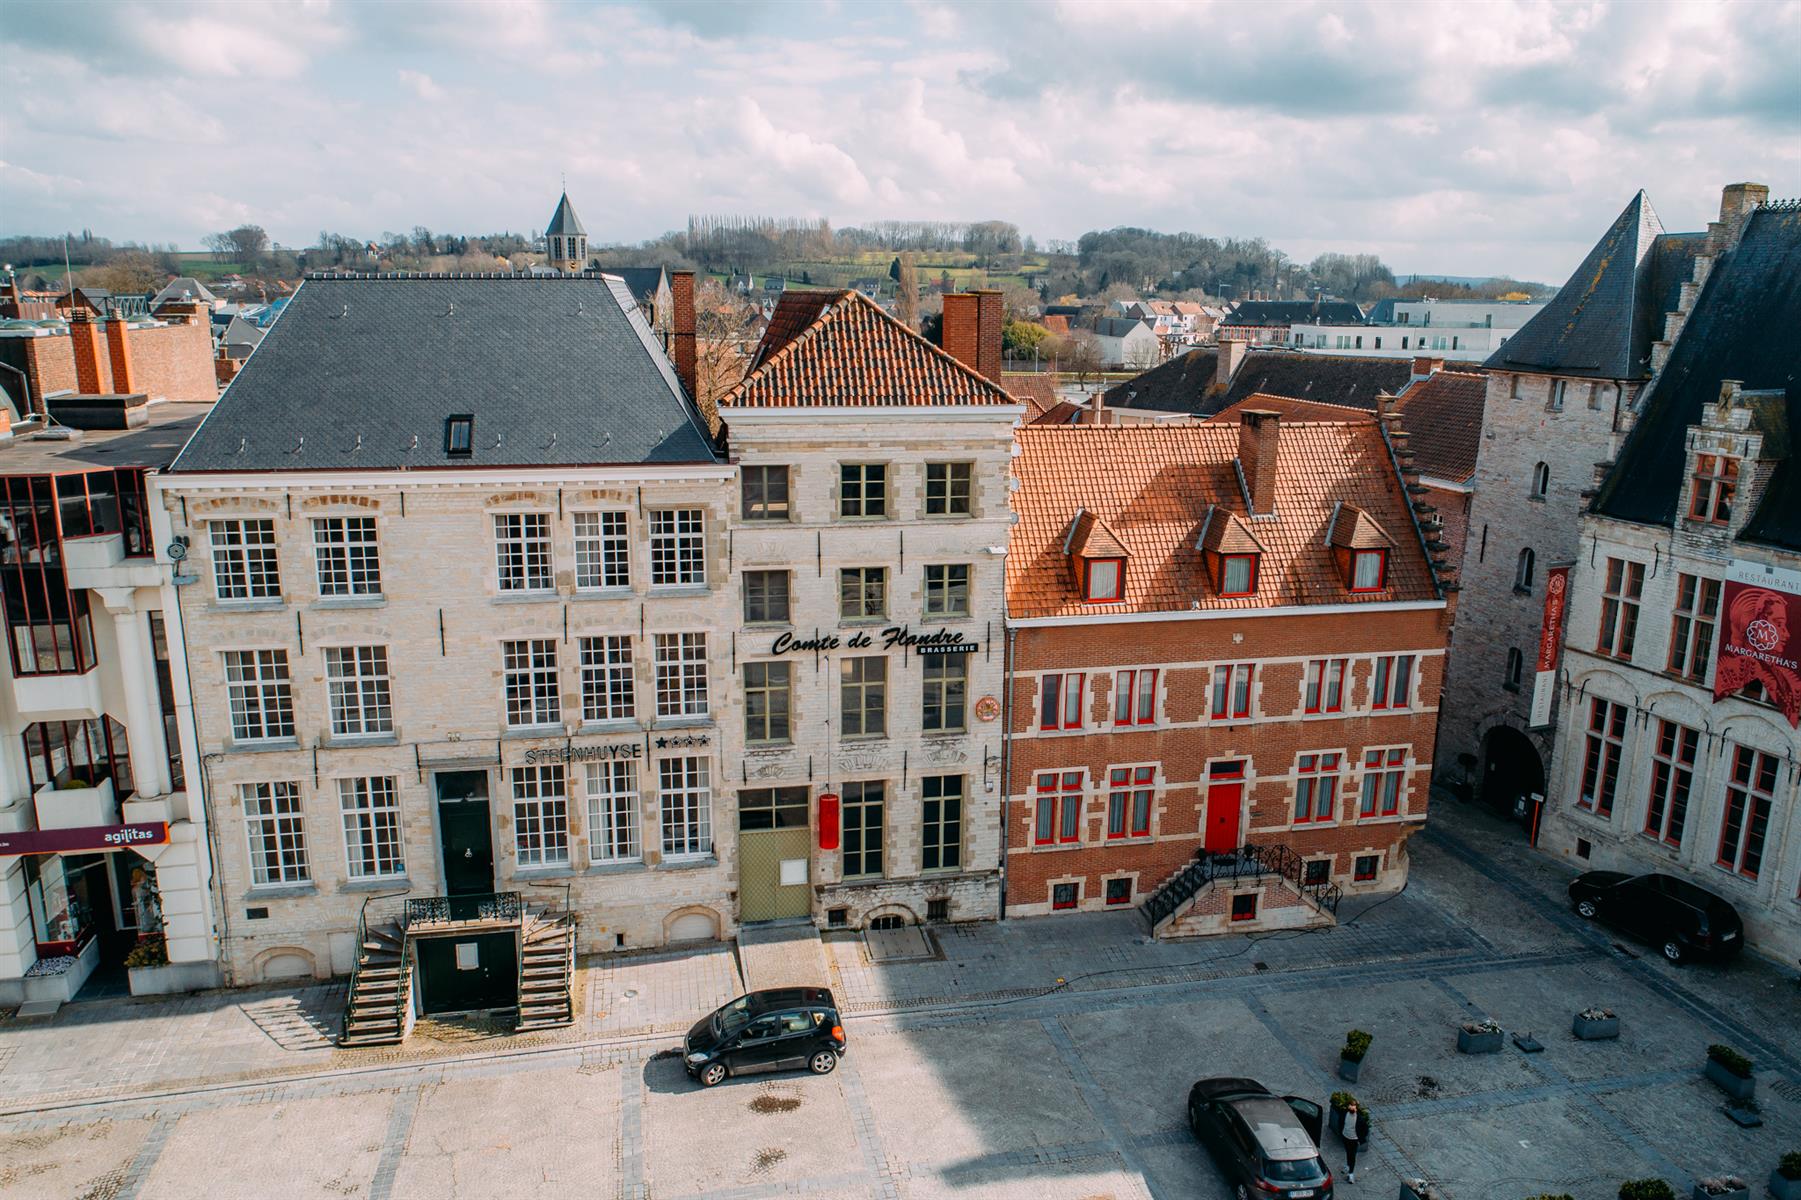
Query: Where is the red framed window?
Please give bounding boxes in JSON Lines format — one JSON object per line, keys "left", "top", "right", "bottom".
{"left": 1370, "top": 655, "right": 1414, "bottom": 710}
{"left": 1688, "top": 454, "right": 1738, "bottom": 524}
{"left": 1113, "top": 669, "right": 1157, "bottom": 726}
{"left": 1083, "top": 557, "right": 1124, "bottom": 603}
{"left": 1350, "top": 549, "right": 1387, "bottom": 592}
{"left": 1038, "top": 672, "right": 1084, "bottom": 731}
{"left": 1106, "top": 766, "right": 1155, "bottom": 839}
{"left": 1051, "top": 881, "right": 1079, "bottom": 910}
{"left": 1667, "top": 573, "right": 1719, "bottom": 682}
{"left": 1353, "top": 854, "right": 1379, "bottom": 882}
{"left": 1033, "top": 771, "right": 1083, "bottom": 846}
{"left": 1210, "top": 663, "right": 1254, "bottom": 720}
{"left": 1358, "top": 747, "right": 1406, "bottom": 817}
{"left": 1578, "top": 698, "right": 1628, "bottom": 815}
{"left": 1304, "top": 659, "right": 1346, "bottom": 715}
{"left": 1230, "top": 893, "right": 1258, "bottom": 922}
{"left": 1103, "top": 877, "right": 1132, "bottom": 906}
{"left": 1643, "top": 719, "right": 1698, "bottom": 848}
{"left": 1716, "top": 745, "right": 1776, "bottom": 879}
{"left": 1220, "top": 553, "right": 1259, "bottom": 597}
{"left": 1293, "top": 752, "right": 1341, "bottom": 823}
{"left": 1596, "top": 558, "right": 1645, "bottom": 659}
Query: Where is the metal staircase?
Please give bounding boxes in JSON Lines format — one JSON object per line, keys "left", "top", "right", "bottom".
{"left": 1139, "top": 840, "right": 1343, "bottom": 933}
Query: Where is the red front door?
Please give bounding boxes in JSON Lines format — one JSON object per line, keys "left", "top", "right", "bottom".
{"left": 1204, "top": 770, "right": 1244, "bottom": 853}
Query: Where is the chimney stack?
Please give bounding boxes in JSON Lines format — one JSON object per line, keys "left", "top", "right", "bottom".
{"left": 671, "top": 270, "right": 697, "bottom": 401}
{"left": 69, "top": 310, "right": 106, "bottom": 395}
{"left": 1237, "top": 409, "right": 1281, "bottom": 516}
{"left": 104, "top": 316, "right": 136, "bottom": 395}
{"left": 1214, "top": 337, "right": 1248, "bottom": 392}
{"left": 1718, "top": 182, "right": 1769, "bottom": 248}
{"left": 942, "top": 290, "right": 1005, "bottom": 383}
{"left": 973, "top": 288, "right": 1003, "bottom": 381}
{"left": 1411, "top": 355, "right": 1444, "bottom": 380}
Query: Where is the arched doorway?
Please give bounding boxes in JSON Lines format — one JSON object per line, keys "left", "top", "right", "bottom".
{"left": 1480, "top": 726, "right": 1545, "bottom": 832}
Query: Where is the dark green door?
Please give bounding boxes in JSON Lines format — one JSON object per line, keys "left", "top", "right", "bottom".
{"left": 435, "top": 771, "right": 493, "bottom": 921}
{"left": 416, "top": 932, "right": 517, "bottom": 1014}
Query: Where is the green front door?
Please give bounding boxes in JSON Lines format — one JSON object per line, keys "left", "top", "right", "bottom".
{"left": 416, "top": 932, "right": 517, "bottom": 1014}
{"left": 739, "top": 787, "right": 812, "bottom": 922}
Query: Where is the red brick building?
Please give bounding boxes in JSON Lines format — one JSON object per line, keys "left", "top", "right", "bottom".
{"left": 0, "top": 305, "right": 217, "bottom": 417}
{"left": 1004, "top": 413, "right": 1456, "bottom": 933}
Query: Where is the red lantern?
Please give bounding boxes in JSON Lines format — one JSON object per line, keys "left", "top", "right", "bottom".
{"left": 817, "top": 792, "right": 840, "bottom": 851}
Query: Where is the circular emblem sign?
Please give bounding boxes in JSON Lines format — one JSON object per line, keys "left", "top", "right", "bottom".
{"left": 974, "top": 695, "right": 1001, "bottom": 722}
{"left": 1747, "top": 618, "right": 1781, "bottom": 652}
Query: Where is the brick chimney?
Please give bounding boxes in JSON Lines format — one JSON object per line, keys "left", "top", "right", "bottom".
{"left": 1214, "top": 337, "right": 1248, "bottom": 392}
{"left": 1411, "top": 356, "right": 1444, "bottom": 380}
{"left": 1237, "top": 409, "right": 1281, "bottom": 515}
{"left": 942, "top": 291, "right": 1005, "bottom": 383}
{"left": 671, "top": 269, "right": 696, "bottom": 401}
{"left": 973, "top": 288, "right": 1003, "bottom": 381}
{"left": 69, "top": 310, "right": 106, "bottom": 394}
{"left": 104, "top": 316, "right": 136, "bottom": 395}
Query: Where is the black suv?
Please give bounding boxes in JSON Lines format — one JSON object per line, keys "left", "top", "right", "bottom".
{"left": 1568, "top": 870, "right": 1744, "bottom": 963}
{"left": 1188, "top": 1077, "right": 1331, "bottom": 1200}
{"left": 683, "top": 987, "right": 846, "bottom": 1087}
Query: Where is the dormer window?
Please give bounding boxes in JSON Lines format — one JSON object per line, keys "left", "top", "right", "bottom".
{"left": 445, "top": 414, "right": 474, "bottom": 456}
{"left": 1351, "top": 549, "right": 1387, "bottom": 592}
{"left": 1084, "top": 558, "right": 1124, "bottom": 603}
{"left": 1688, "top": 454, "right": 1737, "bottom": 525}
{"left": 1220, "top": 553, "right": 1259, "bottom": 597}
{"left": 1197, "top": 505, "right": 1266, "bottom": 599}
{"left": 1063, "top": 508, "right": 1129, "bottom": 606}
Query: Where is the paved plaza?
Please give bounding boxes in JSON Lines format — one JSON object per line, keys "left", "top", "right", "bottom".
{"left": 3, "top": 797, "right": 1799, "bottom": 1200}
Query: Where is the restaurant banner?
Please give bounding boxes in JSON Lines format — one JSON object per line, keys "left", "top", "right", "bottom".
{"left": 1715, "top": 561, "right": 1801, "bottom": 728}
{"left": 0, "top": 821, "right": 169, "bottom": 858}
{"left": 1528, "top": 565, "right": 1571, "bottom": 728}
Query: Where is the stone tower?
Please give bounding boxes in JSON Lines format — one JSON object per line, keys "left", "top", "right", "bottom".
{"left": 544, "top": 192, "right": 587, "bottom": 272}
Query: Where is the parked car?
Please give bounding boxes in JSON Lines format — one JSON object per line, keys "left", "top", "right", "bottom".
{"left": 1187, "top": 1077, "right": 1331, "bottom": 1200}
{"left": 1568, "top": 870, "right": 1744, "bottom": 963}
{"left": 682, "top": 987, "right": 846, "bottom": 1087}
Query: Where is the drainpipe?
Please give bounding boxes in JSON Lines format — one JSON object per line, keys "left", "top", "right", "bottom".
{"left": 998, "top": 623, "right": 1017, "bottom": 918}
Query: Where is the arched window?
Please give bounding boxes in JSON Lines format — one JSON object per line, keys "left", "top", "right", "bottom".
{"left": 1531, "top": 462, "right": 1550, "bottom": 499}
{"left": 1515, "top": 547, "right": 1536, "bottom": 592}
{"left": 1505, "top": 647, "right": 1524, "bottom": 688}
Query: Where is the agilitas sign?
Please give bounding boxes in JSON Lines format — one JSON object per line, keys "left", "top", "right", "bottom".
{"left": 0, "top": 822, "right": 169, "bottom": 858}
{"left": 770, "top": 625, "right": 981, "bottom": 656}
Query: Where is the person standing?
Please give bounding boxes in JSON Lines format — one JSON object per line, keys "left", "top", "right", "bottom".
{"left": 1341, "top": 1099, "right": 1370, "bottom": 1182}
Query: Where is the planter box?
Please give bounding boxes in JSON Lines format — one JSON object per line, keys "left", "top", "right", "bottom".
{"left": 33, "top": 777, "right": 117, "bottom": 831}
{"left": 1338, "top": 1055, "right": 1362, "bottom": 1082}
{"left": 1703, "top": 1058, "right": 1754, "bottom": 1100}
{"left": 1572, "top": 1014, "right": 1619, "bottom": 1040}
{"left": 1400, "top": 1184, "right": 1438, "bottom": 1200}
{"left": 1768, "top": 1172, "right": 1801, "bottom": 1200}
{"left": 128, "top": 960, "right": 224, "bottom": 997}
{"left": 1457, "top": 1027, "right": 1503, "bottom": 1055}
{"left": 1692, "top": 1186, "right": 1747, "bottom": 1200}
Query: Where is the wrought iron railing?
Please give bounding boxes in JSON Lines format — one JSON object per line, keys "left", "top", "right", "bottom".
{"left": 403, "top": 891, "right": 522, "bottom": 928}
{"left": 1139, "top": 840, "right": 1342, "bottom": 929}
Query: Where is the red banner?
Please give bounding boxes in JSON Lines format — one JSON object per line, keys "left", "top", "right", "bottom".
{"left": 0, "top": 822, "right": 168, "bottom": 858}
{"left": 1537, "top": 566, "right": 1571, "bottom": 672}
{"left": 1715, "top": 577, "right": 1801, "bottom": 728}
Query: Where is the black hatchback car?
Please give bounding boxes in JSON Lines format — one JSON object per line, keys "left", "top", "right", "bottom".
{"left": 683, "top": 987, "right": 846, "bottom": 1087}
{"left": 1188, "top": 1077, "right": 1331, "bottom": 1200}
{"left": 1568, "top": 870, "right": 1744, "bottom": 963}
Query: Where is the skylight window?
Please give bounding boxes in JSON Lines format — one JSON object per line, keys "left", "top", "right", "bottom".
{"left": 446, "top": 414, "right": 474, "bottom": 456}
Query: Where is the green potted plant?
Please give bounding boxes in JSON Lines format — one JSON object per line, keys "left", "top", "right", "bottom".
{"left": 1691, "top": 1176, "right": 1747, "bottom": 1200}
{"left": 1339, "top": 1029, "right": 1373, "bottom": 1082}
{"left": 1457, "top": 1018, "right": 1503, "bottom": 1055}
{"left": 1704, "top": 1044, "right": 1754, "bottom": 1101}
{"left": 1573, "top": 1006, "right": 1619, "bottom": 1040}
{"left": 1769, "top": 1152, "right": 1801, "bottom": 1200}
{"left": 1619, "top": 1181, "right": 1675, "bottom": 1200}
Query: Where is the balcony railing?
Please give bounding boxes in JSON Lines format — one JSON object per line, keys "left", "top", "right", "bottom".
{"left": 403, "top": 891, "right": 522, "bottom": 929}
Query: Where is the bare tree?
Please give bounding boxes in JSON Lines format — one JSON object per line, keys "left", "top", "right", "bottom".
{"left": 1057, "top": 331, "right": 1103, "bottom": 390}
{"left": 691, "top": 278, "right": 754, "bottom": 435}
{"left": 895, "top": 252, "right": 919, "bottom": 330}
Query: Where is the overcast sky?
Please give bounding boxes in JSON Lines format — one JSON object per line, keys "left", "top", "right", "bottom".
{"left": 3, "top": 0, "right": 1797, "bottom": 282}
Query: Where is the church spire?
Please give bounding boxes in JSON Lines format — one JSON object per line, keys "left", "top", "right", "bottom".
{"left": 544, "top": 191, "right": 588, "bottom": 272}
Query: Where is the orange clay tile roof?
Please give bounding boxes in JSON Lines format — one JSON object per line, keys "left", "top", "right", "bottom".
{"left": 1066, "top": 509, "right": 1129, "bottom": 559}
{"left": 1042, "top": 314, "right": 1071, "bottom": 335}
{"left": 1206, "top": 393, "right": 1376, "bottom": 424}
{"left": 721, "top": 289, "right": 1017, "bottom": 408}
{"left": 1008, "top": 422, "right": 1438, "bottom": 618}
{"left": 1328, "top": 504, "right": 1397, "bottom": 549}
{"left": 1199, "top": 507, "right": 1267, "bottom": 555}
{"left": 1002, "top": 372, "right": 1061, "bottom": 419}
{"left": 1392, "top": 370, "right": 1486, "bottom": 484}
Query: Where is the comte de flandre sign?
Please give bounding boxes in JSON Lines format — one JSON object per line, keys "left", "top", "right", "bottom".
{"left": 769, "top": 625, "right": 981, "bottom": 656}
{"left": 0, "top": 822, "right": 168, "bottom": 858}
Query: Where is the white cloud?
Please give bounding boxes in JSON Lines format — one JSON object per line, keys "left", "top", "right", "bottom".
{"left": 397, "top": 69, "right": 445, "bottom": 101}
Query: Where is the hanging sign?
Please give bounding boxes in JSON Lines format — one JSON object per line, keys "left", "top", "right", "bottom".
{"left": 1528, "top": 565, "right": 1571, "bottom": 728}
{"left": 0, "top": 822, "right": 168, "bottom": 858}
{"left": 1714, "top": 561, "right": 1801, "bottom": 728}
{"left": 771, "top": 625, "right": 982, "bottom": 656}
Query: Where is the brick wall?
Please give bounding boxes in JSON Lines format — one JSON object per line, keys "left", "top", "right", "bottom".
{"left": 11, "top": 319, "right": 217, "bottom": 409}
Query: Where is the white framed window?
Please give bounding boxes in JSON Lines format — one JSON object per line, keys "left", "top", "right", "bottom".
{"left": 653, "top": 632, "right": 708, "bottom": 717}
{"left": 586, "top": 759, "right": 640, "bottom": 863}
{"left": 210, "top": 519, "right": 280, "bottom": 601}
{"left": 659, "top": 756, "right": 711, "bottom": 859}
{"left": 312, "top": 517, "right": 381, "bottom": 597}
{"left": 573, "top": 511, "right": 630, "bottom": 590}
{"left": 511, "top": 764, "right": 569, "bottom": 867}
{"left": 339, "top": 776, "right": 405, "bottom": 879}
{"left": 502, "top": 639, "right": 560, "bottom": 728}
{"left": 494, "top": 512, "right": 553, "bottom": 593}
{"left": 243, "top": 781, "right": 308, "bottom": 886}
{"left": 579, "top": 635, "right": 634, "bottom": 723}
{"left": 223, "top": 649, "right": 294, "bottom": 742}
{"left": 324, "top": 645, "right": 392, "bottom": 736}
{"left": 649, "top": 509, "right": 705, "bottom": 587}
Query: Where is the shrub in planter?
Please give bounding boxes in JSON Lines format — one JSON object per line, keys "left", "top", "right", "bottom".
{"left": 1692, "top": 1176, "right": 1747, "bottom": 1200}
{"left": 1339, "top": 1029, "right": 1372, "bottom": 1081}
{"left": 1525, "top": 1194, "right": 1574, "bottom": 1200}
{"left": 1573, "top": 1006, "right": 1620, "bottom": 1040}
{"left": 124, "top": 934, "right": 168, "bottom": 969}
{"left": 1457, "top": 1018, "right": 1504, "bottom": 1054}
{"left": 1704, "top": 1044, "right": 1755, "bottom": 1100}
{"left": 1770, "top": 1151, "right": 1801, "bottom": 1200}
{"left": 1619, "top": 1180, "right": 1676, "bottom": 1200}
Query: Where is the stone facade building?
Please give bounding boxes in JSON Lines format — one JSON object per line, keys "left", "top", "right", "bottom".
{"left": 1539, "top": 195, "right": 1800, "bottom": 960}
{"left": 1434, "top": 184, "right": 1772, "bottom": 817}
{"left": 716, "top": 289, "right": 1022, "bottom": 930}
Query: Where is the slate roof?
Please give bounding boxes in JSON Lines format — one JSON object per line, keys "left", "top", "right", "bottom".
{"left": 545, "top": 192, "right": 586, "bottom": 238}
{"left": 1093, "top": 317, "right": 1151, "bottom": 339}
{"left": 151, "top": 277, "right": 218, "bottom": 308}
{"left": 1488, "top": 192, "right": 1699, "bottom": 381}
{"left": 1593, "top": 204, "right": 1801, "bottom": 551}
{"left": 1103, "top": 349, "right": 1416, "bottom": 417}
{"left": 1223, "top": 300, "right": 1365, "bottom": 327}
{"left": 607, "top": 267, "right": 667, "bottom": 303}
{"left": 168, "top": 273, "right": 718, "bottom": 473}
{"left": 720, "top": 289, "right": 1018, "bottom": 409}
{"left": 1007, "top": 422, "right": 1437, "bottom": 619}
